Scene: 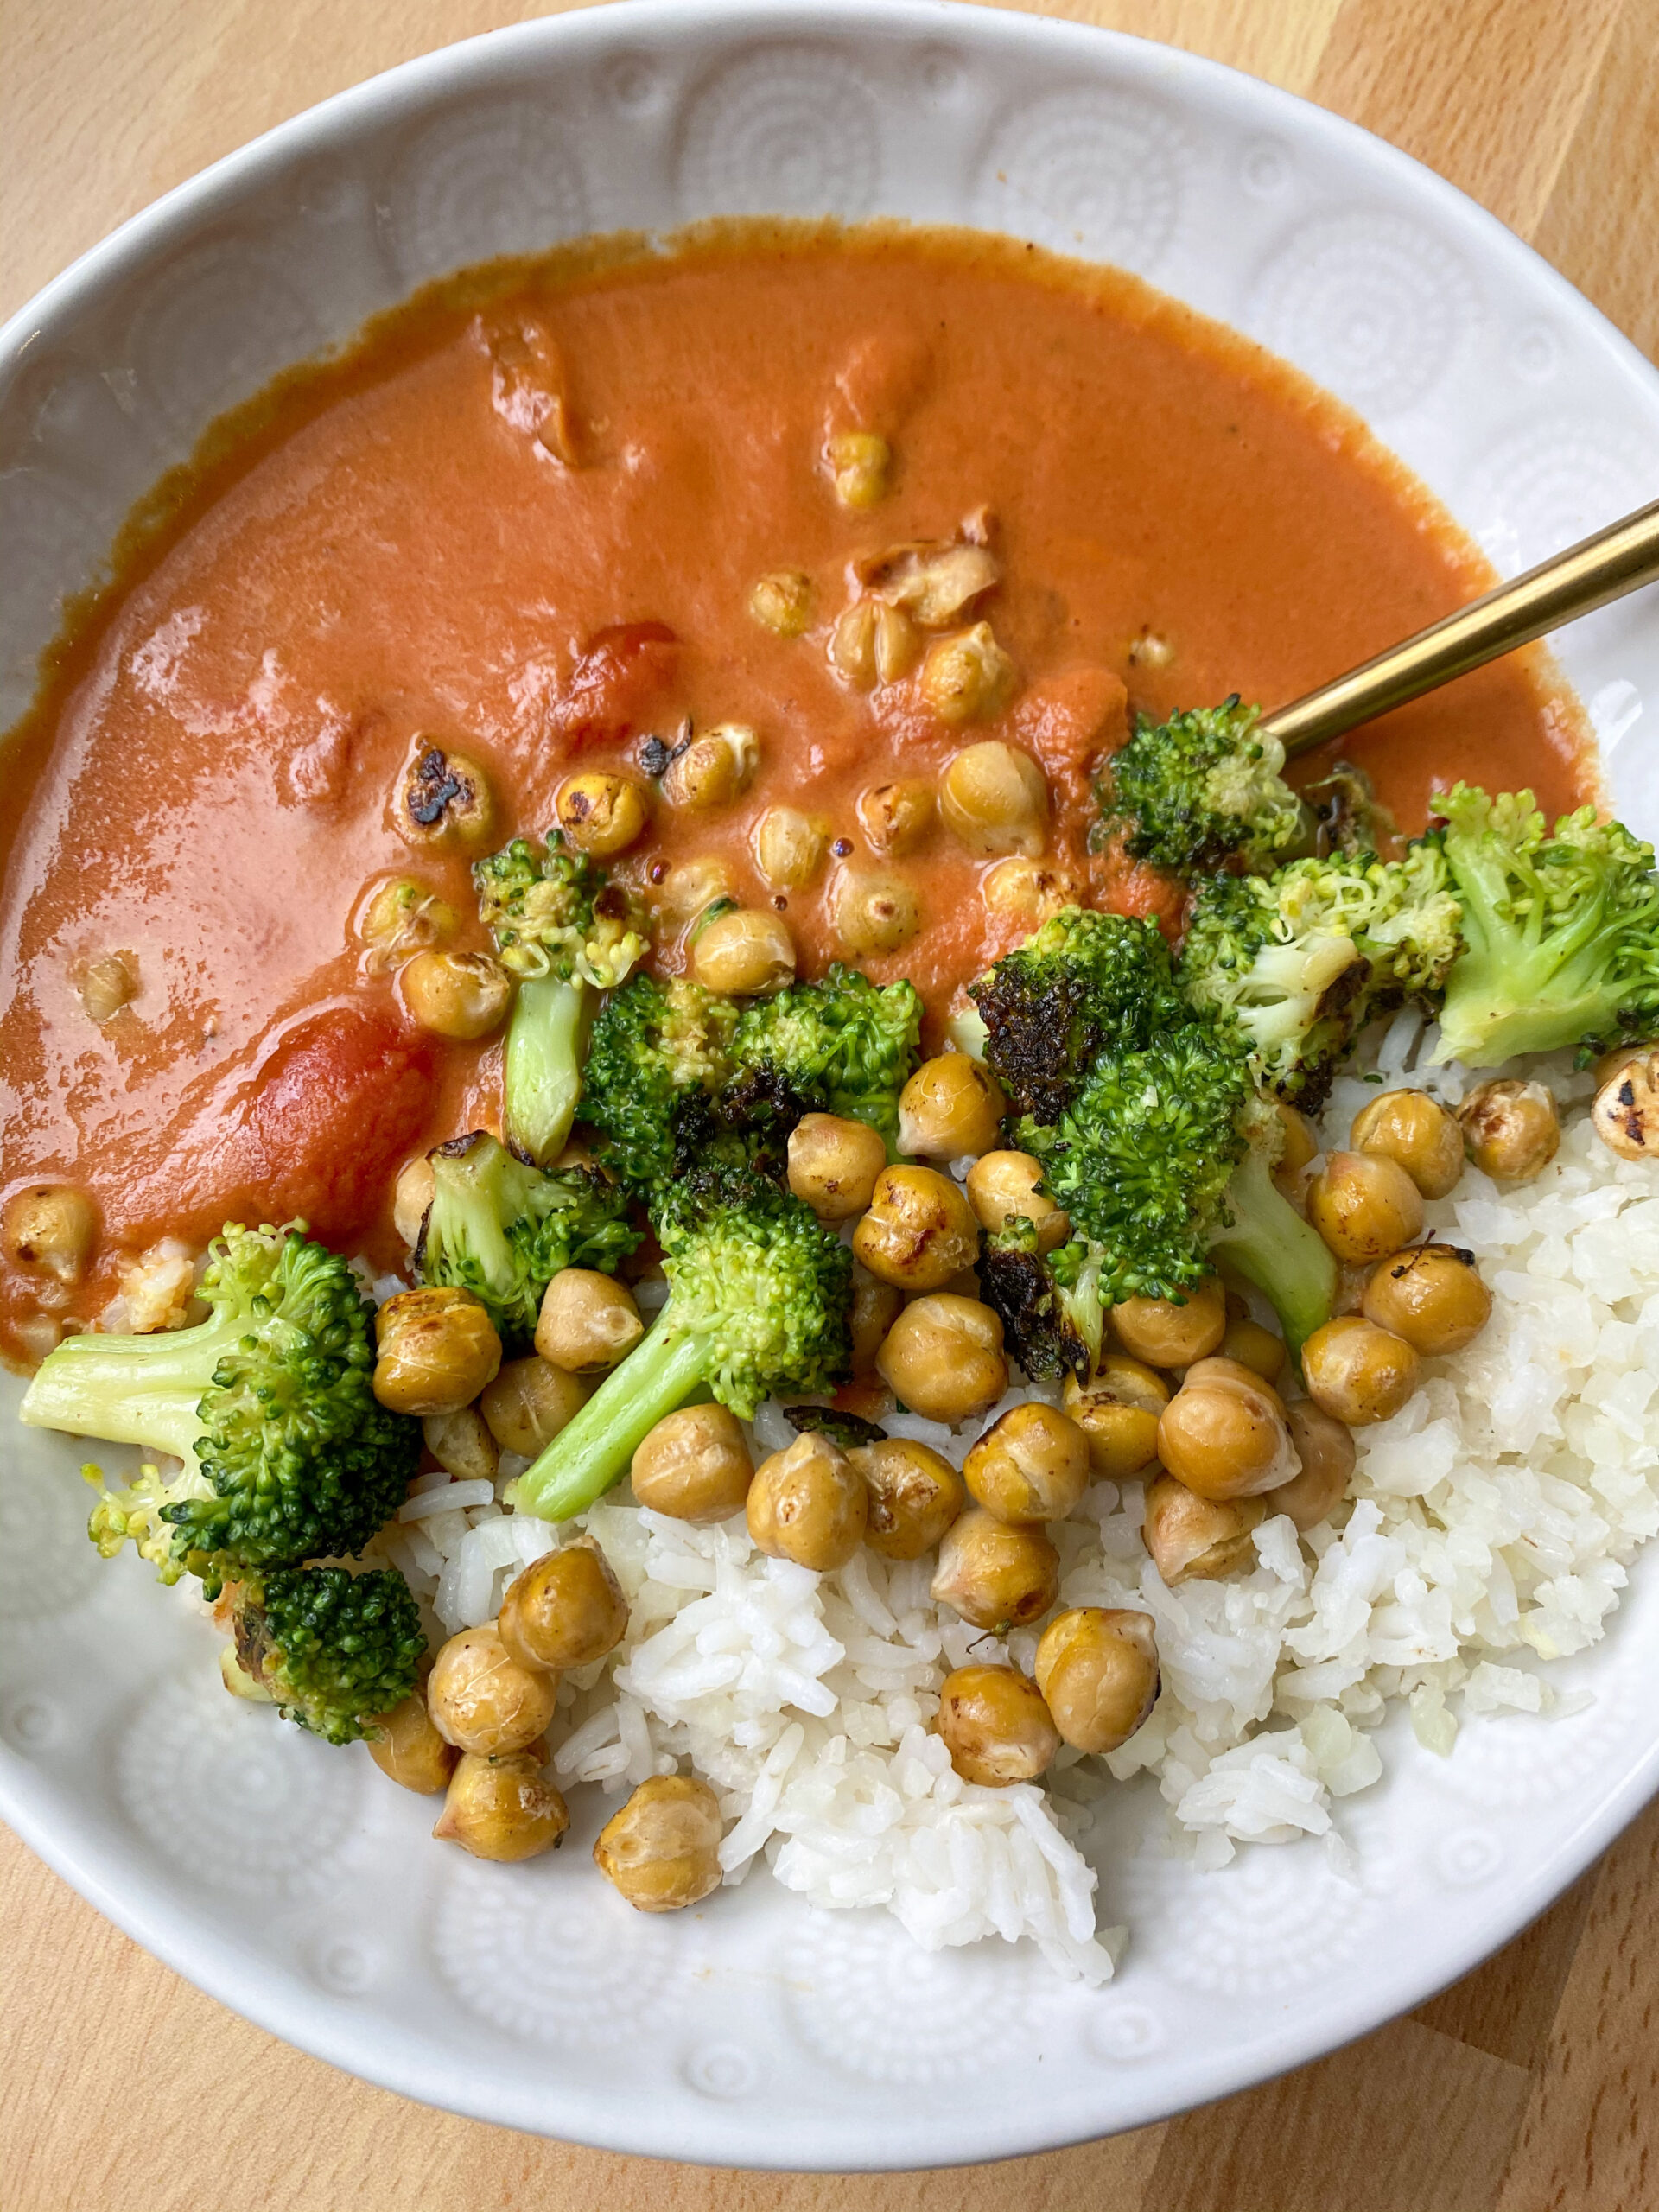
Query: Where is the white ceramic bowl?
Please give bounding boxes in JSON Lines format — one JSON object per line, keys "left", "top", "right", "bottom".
{"left": 3, "top": 0, "right": 1658, "bottom": 2171}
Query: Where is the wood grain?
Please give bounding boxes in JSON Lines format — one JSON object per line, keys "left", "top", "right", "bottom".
{"left": 3, "top": 3, "right": 1658, "bottom": 2207}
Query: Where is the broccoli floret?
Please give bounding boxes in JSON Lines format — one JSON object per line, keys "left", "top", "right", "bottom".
{"left": 416, "top": 1130, "right": 639, "bottom": 1346}
{"left": 1179, "top": 844, "right": 1461, "bottom": 1109}
{"left": 511, "top": 1163, "right": 852, "bottom": 1522}
{"left": 1094, "top": 696, "right": 1311, "bottom": 879}
{"left": 22, "top": 1224, "right": 419, "bottom": 1596}
{"left": 581, "top": 973, "right": 740, "bottom": 1197}
{"left": 969, "top": 907, "right": 1187, "bottom": 1125}
{"left": 1427, "top": 787, "right": 1659, "bottom": 1066}
{"left": 726, "top": 965, "right": 922, "bottom": 1150}
{"left": 977, "top": 1218, "right": 1108, "bottom": 1382}
{"left": 474, "top": 834, "right": 649, "bottom": 1166}
{"left": 226, "top": 1565, "right": 425, "bottom": 1745}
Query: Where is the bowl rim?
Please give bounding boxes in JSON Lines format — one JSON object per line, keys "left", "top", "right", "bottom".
{"left": 4, "top": 0, "right": 1659, "bottom": 2169}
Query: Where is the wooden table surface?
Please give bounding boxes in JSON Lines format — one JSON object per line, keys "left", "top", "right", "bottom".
{"left": 4, "top": 3, "right": 1659, "bottom": 2206}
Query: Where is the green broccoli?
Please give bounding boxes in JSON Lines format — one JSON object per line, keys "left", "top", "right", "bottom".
{"left": 225, "top": 1564, "right": 426, "bottom": 1745}
{"left": 725, "top": 966, "right": 922, "bottom": 1152}
{"left": 1179, "top": 844, "right": 1461, "bottom": 1109}
{"left": 1094, "top": 696, "right": 1311, "bottom": 879}
{"left": 1206, "top": 1096, "right": 1340, "bottom": 1356}
{"left": 510, "top": 1163, "right": 852, "bottom": 1522}
{"left": 474, "top": 833, "right": 649, "bottom": 1166}
{"left": 22, "top": 1224, "right": 419, "bottom": 1596}
{"left": 416, "top": 1130, "right": 639, "bottom": 1346}
{"left": 1427, "top": 787, "right": 1659, "bottom": 1066}
{"left": 976, "top": 1217, "right": 1109, "bottom": 1383}
{"left": 580, "top": 972, "right": 741, "bottom": 1198}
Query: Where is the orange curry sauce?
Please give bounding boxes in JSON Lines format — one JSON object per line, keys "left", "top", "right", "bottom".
{"left": 0, "top": 223, "right": 1592, "bottom": 1362}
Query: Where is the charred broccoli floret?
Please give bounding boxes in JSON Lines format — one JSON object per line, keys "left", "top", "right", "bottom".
{"left": 977, "top": 1218, "right": 1109, "bottom": 1383}
{"left": 726, "top": 966, "right": 922, "bottom": 1151}
{"left": 1094, "top": 696, "right": 1310, "bottom": 879}
{"left": 511, "top": 1163, "right": 852, "bottom": 1522}
{"left": 225, "top": 1564, "right": 425, "bottom": 1745}
{"left": 1426, "top": 787, "right": 1659, "bottom": 1066}
{"left": 416, "top": 1130, "right": 639, "bottom": 1346}
{"left": 580, "top": 973, "right": 740, "bottom": 1198}
{"left": 474, "top": 833, "right": 649, "bottom": 1166}
{"left": 23, "top": 1224, "right": 420, "bottom": 1596}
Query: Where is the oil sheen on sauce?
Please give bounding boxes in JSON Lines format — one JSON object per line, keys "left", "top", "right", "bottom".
{"left": 0, "top": 223, "right": 1592, "bottom": 1360}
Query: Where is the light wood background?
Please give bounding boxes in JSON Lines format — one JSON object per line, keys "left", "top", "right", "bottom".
{"left": 3, "top": 3, "right": 1658, "bottom": 2207}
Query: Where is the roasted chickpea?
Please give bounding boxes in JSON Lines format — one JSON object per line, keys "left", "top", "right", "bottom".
{"left": 392, "top": 1154, "right": 435, "bottom": 1249}
{"left": 1306, "top": 1149, "right": 1425, "bottom": 1263}
{"left": 853, "top": 1165, "right": 979, "bottom": 1290}
{"left": 753, "top": 806, "right": 828, "bottom": 891}
{"left": 479, "top": 1355, "right": 588, "bottom": 1456}
{"left": 830, "top": 866, "right": 921, "bottom": 957}
{"left": 1034, "top": 1607, "right": 1160, "bottom": 1755}
{"left": 1351, "top": 1088, "right": 1464, "bottom": 1198}
{"left": 849, "top": 1270, "right": 903, "bottom": 1377}
{"left": 401, "top": 949, "right": 513, "bottom": 1041}
{"left": 937, "top": 1664, "right": 1058, "bottom": 1785}
{"left": 433, "top": 1749, "right": 569, "bottom": 1861}
{"left": 1156, "top": 1357, "right": 1300, "bottom": 1501}
{"left": 631, "top": 1403, "right": 754, "bottom": 1522}
{"left": 359, "top": 876, "right": 457, "bottom": 970}
{"left": 374, "top": 1287, "right": 502, "bottom": 1416}
{"left": 979, "top": 854, "right": 1084, "bottom": 931}
{"left": 368, "top": 1688, "right": 458, "bottom": 1795}
{"left": 748, "top": 569, "right": 813, "bottom": 637}
{"left": 787, "top": 1113, "right": 887, "bottom": 1222}
{"left": 427, "top": 1624, "right": 557, "bottom": 1756}
{"left": 924, "top": 627, "right": 1019, "bottom": 729}
{"left": 896, "top": 1053, "right": 1007, "bottom": 1161}
{"left": 827, "top": 429, "right": 891, "bottom": 510}
{"left": 1219, "top": 1310, "right": 1287, "bottom": 1384}
{"left": 1362, "top": 1242, "right": 1492, "bottom": 1356}
{"left": 849, "top": 1437, "right": 964, "bottom": 1560}
{"left": 938, "top": 740, "right": 1045, "bottom": 854}
{"left": 1109, "top": 1275, "right": 1226, "bottom": 1369}
{"left": 747, "top": 1430, "right": 868, "bottom": 1572}
{"left": 1268, "top": 1403, "right": 1356, "bottom": 1529}
{"left": 1592, "top": 1047, "right": 1659, "bottom": 1161}
{"left": 594, "top": 1773, "right": 723, "bottom": 1911}
{"left": 1273, "top": 1100, "right": 1320, "bottom": 1181}
{"left": 1459, "top": 1078, "right": 1560, "bottom": 1183}
{"left": 422, "top": 1406, "right": 499, "bottom": 1484}
{"left": 662, "top": 724, "right": 759, "bottom": 811}
{"left": 499, "top": 1540, "right": 628, "bottom": 1671}
{"left": 398, "top": 744, "right": 494, "bottom": 851}
{"left": 829, "top": 597, "right": 919, "bottom": 688}
{"left": 1063, "top": 1355, "right": 1169, "bottom": 1479}
{"left": 692, "top": 907, "right": 796, "bottom": 995}
{"left": 931, "top": 1507, "right": 1059, "bottom": 1631}
{"left": 657, "top": 856, "right": 736, "bottom": 926}
{"left": 1301, "top": 1315, "right": 1421, "bottom": 1426}
{"left": 857, "top": 779, "right": 935, "bottom": 856}
{"left": 1142, "top": 1472, "right": 1266, "bottom": 1585}
{"left": 2, "top": 1184, "right": 96, "bottom": 1284}
{"left": 965, "top": 1149, "right": 1068, "bottom": 1250}
{"left": 555, "top": 769, "right": 650, "bottom": 855}
{"left": 876, "top": 1295, "right": 1007, "bottom": 1422}
{"left": 73, "top": 950, "right": 137, "bottom": 1020}
{"left": 535, "top": 1269, "right": 644, "bottom": 1375}
{"left": 963, "top": 1402, "right": 1090, "bottom": 1524}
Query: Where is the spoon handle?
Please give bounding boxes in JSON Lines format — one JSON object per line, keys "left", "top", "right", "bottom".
{"left": 1261, "top": 494, "right": 1659, "bottom": 761}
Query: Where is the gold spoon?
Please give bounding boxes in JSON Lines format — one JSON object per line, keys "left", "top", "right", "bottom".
{"left": 1259, "top": 493, "right": 1659, "bottom": 760}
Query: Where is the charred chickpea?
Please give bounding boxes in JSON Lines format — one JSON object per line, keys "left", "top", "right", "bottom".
{"left": 1109, "top": 1275, "right": 1226, "bottom": 1369}
{"left": 1301, "top": 1315, "right": 1421, "bottom": 1426}
{"left": 753, "top": 807, "right": 828, "bottom": 892}
{"left": 374, "top": 1287, "right": 501, "bottom": 1416}
{"left": 1218, "top": 1302, "right": 1287, "bottom": 1385}
{"left": 1143, "top": 1473, "right": 1267, "bottom": 1585}
{"left": 853, "top": 1165, "right": 980, "bottom": 1291}
{"left": 1362, "top": 1243, "right": 1492, "bottom": 1356}
{"left": 938, "top": 740, "right": 1046, "bottom": 854}
{"left": 858, "top": 779, "right": 935, "bottom": 856}
{"left": 630, "top": 1404, "right": 754, "bottom": 1522}
{"left": 827, "top": 430, "right": 892, "bottom": 510}
{"left": 426, "top": 1624, "right": 557, "bottom": 1756}
{"left": 1156, "top": 1357, "right": 1300, "bottom": 1501}
{"left": 931, "top": 1506, "right": 1060, "bottom": 1632}
{"left": 849, "top": 1437, "right": 964, "bottom": 1560}
{"left": 693, "top": 907, "right": 796, "bottom": 995}
{"left": 393, "top": 1154, "right": 435, "bottom": 1249}
{"left": 980, "top": 855, "right": 1083, "bottom": 931}
{"left": 657, "top": 857, "right": 736, "bottom": 927}
{"left": 662, "top": 724, "right": 760, "bottom": 812}
{"left": 897, "top": 1053, "right": 1007, "bottom": 1161}
{"left": 1351, "top": 1088, "right": 1465, "bottom": 1199}
{"left": 1063, "top": 1355, "right": 1169, "bottom": 1480}
{"left": 876, "top": 1294, "right": 1007, "bottom": 1424}
{"left": 966, "top": 1149, "right": 1070, "bottom": 1250}
{"left": 480, "top": 1355, "right": 588, "bottom": 1457}
{"left": 1592, "top": 1047, "right": 1659, "bottom": 1161}
{"left": 73, "top": 951, "right": 137, "bottom": 1021}
{"left": 397, "top": 744, "right": 495, "bottom": 852}
{"left": 1268, "top": 1404, "right": 1357, "bottom": 1529}
{"left": 594, "top": 1773, "right": 723, "bottom": 1911}
{"left": 555, "top": 770, "right": 651, "bottom": 855}
{"left": 747, "top": 1430, "right": 868, "bottom": 1572}
{"left": 2, "top": 1184, "right": 97, "bottom": 1284}
{"left": 849, "top": 1269, "right": 904, "bottom": 1377}
{"left": 787, "top": 1113, "right": 887, "bottom": 1223}
{"left": 1459, "top": 1079, "right": 1560, "bottom": 1183}
{"left": 401, "top": 950, "right": 513, "bottom": 1041}
{"left": 830, "top": 866, "right": 921, "bottom": 957}
{"left": 937, "top": 1664, "right": 1058, "bottom": 1786}
{"left": 1035, "top": 1607, "right": 1160, "bottom": 1756}
{"left": 748, "top": 569, "right": 813, "bottom": 637}
{"left": 499, "top": 1539, "right": 628, "bottom": 1672}
{"left": 369, "top": 1688, "right": 459, "bottom": 1795}
{"left": 963, "top": 1402, "right": 1090, "bottom": 1524}
{"left": 1306, "top": 1150, "right": 1425, "bottom": 1264}
{"left": 923, "top": 626, "right": 1019, "bottom": 729}
{"left": 422, "top": 1406, "right": 499, "bottom": 1485}
{"left": 433, "top": 1749, "right": 569, "bottom": 1861}
{"left": 535, "top": 1269, "right": 644, "bottom": 1375}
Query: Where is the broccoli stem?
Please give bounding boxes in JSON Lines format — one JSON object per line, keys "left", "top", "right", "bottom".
{"left": 503, "top": 976, "right": 590, "bottom": 1167}
{"left": 20, "top": 1311, "right": 242, "bottom": 1465}
{"left": 511, "top": 1315, "right": 709, "bottom": 1522}
{"left": 1207, "top": 1147, "right": 1337, "bottom": 1358}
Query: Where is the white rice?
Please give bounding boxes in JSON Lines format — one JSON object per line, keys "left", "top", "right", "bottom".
{"left": 367, "top": 1012, "right": 1659, "bottom": 1976}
